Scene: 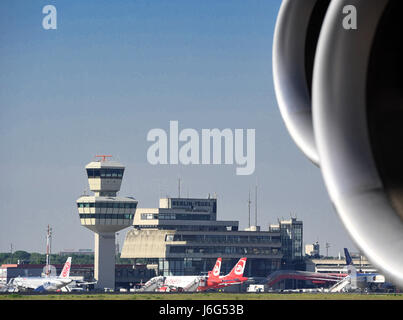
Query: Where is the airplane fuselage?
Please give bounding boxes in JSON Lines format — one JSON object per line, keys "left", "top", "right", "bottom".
{"left": 13, "top": 276, "right": 72, "bottom": 291}
{"left": 163, "top": 275, "right": 202, "bottom": 290}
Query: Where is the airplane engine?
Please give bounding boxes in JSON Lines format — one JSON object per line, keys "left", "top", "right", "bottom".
{"left": 273, "top": 0, "right": 403, "bottom": 288}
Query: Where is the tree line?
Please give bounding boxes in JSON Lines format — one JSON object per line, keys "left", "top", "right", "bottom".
{"left": 0, "top": 251, "right": 132, "bottom": 265}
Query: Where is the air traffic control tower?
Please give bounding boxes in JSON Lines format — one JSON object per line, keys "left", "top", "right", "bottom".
{"left": 76, "top": 156, "right": 137, "bottom": 290}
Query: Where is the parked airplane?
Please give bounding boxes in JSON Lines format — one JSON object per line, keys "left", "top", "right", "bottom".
{"left": 11, "top": 257, "right": 73, "bottom": 292}
{"left": 343, "top": 248, "right": 385, "bottom": 290}
{"left": 204, "top": 257, "right": 222, "bottom": 288}
{"left": 141, "top": 257, "right": 247, "bottom": 292}
{"left": 154, "top": 258, "right": 222, "bottom": 292}
{"left": 201, "top": 257, "right": 248, "bottom": 290}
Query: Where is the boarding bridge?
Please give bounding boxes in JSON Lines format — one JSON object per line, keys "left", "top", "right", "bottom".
{"left": 328, "top": 265, "right": 357, "bottom": 293}
{"left": 266, "top": 270, "right": 343, "bottom": 289}
{"left": 183, "top": 278, "right": 200, "bottom": 292}
{"left": 139, "top": 276, "right": 165, "bottom": 292}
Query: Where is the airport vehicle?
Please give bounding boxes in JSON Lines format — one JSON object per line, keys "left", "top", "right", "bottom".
{"left": 10, "top": 257, "right": 73, "bottom": 292}
{"left": 247, "top": 284, "right": 265, "bottom": 293}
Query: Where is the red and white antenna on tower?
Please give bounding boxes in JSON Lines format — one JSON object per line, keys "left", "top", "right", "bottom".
{"left": 95, "top": 155, "right": 112, "bottom": 162}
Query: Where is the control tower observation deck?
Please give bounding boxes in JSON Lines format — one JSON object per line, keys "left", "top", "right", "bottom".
{"left": 76, "top": 156, "right": 137, "bottom": 290}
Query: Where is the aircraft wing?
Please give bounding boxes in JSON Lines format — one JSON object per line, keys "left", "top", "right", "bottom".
{"left": 75, "top": 281, "right": 98, "bottom": 286}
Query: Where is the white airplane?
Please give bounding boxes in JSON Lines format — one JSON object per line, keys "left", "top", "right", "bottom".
{"left": 11, "top": 257, "right": 73, "bottom": 292}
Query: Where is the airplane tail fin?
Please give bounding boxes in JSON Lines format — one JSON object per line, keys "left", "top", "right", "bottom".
{"left": 226, "top": 257, "right": 247, "bottom": 278}
{"left": 344, "top": 248, "right": 353, "bottom": 265}
{"left": 208, "top": 258, "right": 222, "bottom": 279}
{"left": 59, "top": 257, "right": 72, "bottom": 279}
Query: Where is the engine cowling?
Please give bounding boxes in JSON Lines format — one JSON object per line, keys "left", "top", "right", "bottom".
{"left": 273, "top": 0, "right": 403, "bottom": 288}
{"left": 273, "top": 0, "right": 331, "bottom": 165}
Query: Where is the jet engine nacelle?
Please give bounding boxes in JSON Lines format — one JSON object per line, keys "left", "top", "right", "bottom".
{"left": 273, "top": 0, "right": 403, "bottom": 288}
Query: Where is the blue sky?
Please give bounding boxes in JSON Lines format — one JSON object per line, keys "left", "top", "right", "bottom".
{"left": 0, "top": 0, "right": 357, "bottom": 256}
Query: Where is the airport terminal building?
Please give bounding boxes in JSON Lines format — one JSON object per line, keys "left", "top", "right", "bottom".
{"left": 121, "top": 197, "right": 290, "bottom": 277}
{"left": 70, "top": 158, "right": 304, "bottom": 288}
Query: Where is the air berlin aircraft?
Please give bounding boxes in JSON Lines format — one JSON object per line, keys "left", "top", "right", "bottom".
{"left": 145, "top": 257, "right": 248, "bottom": 292}
{"left": 199, "top": 257, "right": 248, "bottom": 291}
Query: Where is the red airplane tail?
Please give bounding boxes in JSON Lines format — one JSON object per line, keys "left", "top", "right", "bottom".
{"left": 207, "top": 258, "right": 222, "bottom": 282}
{"left": 226, "top": 257, "right": 247, "bottom": 279}
{"left": 202, "top": 258, "right": 247, "bottom": 291}
{"left": 203, "top": 258, "right": 222, "bottom": 289}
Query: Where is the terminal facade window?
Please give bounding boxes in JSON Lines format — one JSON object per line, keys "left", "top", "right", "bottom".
{"left": 279, "top": 219, "right": 303, "bottom": 262}
{"left": 169, "top": 234, "right": 278, "bottom": 244}
{"left": 134, "top": 224, "right": 237, "bottom": 232}
{"left": 168, "top": 245, "right": 279, "bottom": 256}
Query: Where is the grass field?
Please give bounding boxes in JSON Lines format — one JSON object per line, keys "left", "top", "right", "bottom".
{"left": 1, "top": 292, "right": 403, "bottom": 300}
